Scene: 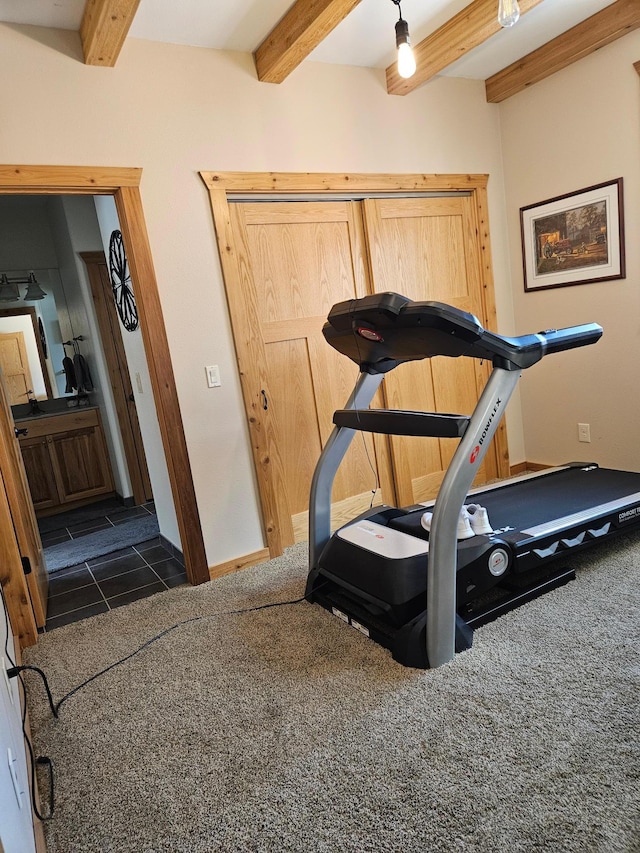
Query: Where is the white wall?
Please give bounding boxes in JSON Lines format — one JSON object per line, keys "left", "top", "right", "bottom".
{"left": 46, "top": 195, "right": 133, "bottom": 498}
{"left": 0, "top": 197, "right": 65, "bottom": 398}
{"left": 0, "top": 196, "right": 57, "bottom": 268}
{"left": 94, "top": 195, "right": 179, "bottom": 546}
{"left": 0, "top": 591, "right": 37, "bottom": 853}
{"left": 499, "top": 31, "right": 640, "bottom": 472}
{"left": 0, "top": 25, "right": 520, "bottom": 567}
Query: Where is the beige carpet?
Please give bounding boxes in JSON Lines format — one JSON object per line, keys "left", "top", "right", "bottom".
{"left": 25, "top": 532, "right": 640, "bottom": 852}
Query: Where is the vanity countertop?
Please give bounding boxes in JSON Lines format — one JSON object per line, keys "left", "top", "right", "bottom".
{"left": 12, "top": 401, "right": 99, "bottom": 424}
{"left": 13, "top": 406, "right": 103, "bottom": 441}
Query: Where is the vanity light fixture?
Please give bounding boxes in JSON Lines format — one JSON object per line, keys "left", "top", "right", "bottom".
{"left": 0, "top": 274, "right": 19, "bottom": 302}
{"left": 390, "top": 0, "right": 416, "bottom": 79}
{"left": 24, "top": 272, "right": 47, "bottom": 301}
{"left": 0, "top": 271, "right": 47, "bottom": 302}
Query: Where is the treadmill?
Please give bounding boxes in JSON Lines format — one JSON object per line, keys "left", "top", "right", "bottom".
{"left": 305, "top": 292, "right": 640, "bottom": 669}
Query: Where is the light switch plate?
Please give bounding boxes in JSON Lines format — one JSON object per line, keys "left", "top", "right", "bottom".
{"left": 206, "top": 365, "right": 221, "bottom": 388}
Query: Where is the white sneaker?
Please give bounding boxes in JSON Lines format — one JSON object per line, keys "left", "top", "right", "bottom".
{"left": 457, "top": 510, "right": 475, "bottom": 540}
{"left": 420, "top": 510, "right": 475, "bottom": 540}
{"left": 420, "top": 511, "right": 433, "bottom": 532}
{"left": 465, "top": 503, "right": 493, "bottom": 535}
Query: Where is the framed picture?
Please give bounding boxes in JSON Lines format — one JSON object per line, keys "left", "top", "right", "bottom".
{"left": 520, "top": 178, "right": 625, "bottom": 292}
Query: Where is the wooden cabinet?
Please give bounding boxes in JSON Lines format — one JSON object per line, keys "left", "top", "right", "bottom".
{"left": 16, "top": 408, "right": 115, "bottom": 515}
{"left": 18, "top": 435, "right": 60, "bottom": 511}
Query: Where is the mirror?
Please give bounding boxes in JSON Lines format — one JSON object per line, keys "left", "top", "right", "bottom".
{"left": 0, "top": 267, "right": 74, "bottom": 405}
{"left": 0, "top": 305, "right": 51, "bottom": 403}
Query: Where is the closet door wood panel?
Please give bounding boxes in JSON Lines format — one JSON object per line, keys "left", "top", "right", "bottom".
{"left": 228, "top": 201, "right": 386, "bottom": 550}
{"left": 363, "top": 196, "right": 500, "bottom": 505}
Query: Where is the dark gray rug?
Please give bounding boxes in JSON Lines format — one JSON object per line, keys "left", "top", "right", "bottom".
{"left": 43, "top": 514, "right": 160, "bottom": 573}
{"left": 25, "top": 532, "right": 639, "bottom": 852}
{"left": 37, "top": 498, "right": 127, "bottom": 535}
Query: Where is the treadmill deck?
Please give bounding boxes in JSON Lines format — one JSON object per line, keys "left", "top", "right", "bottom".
{"left": 390, "top": 465, "right": 640, "bottom": 555}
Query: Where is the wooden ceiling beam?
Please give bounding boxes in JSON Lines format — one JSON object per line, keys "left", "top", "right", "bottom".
{"left": 254, "top": 0, "right": 363, "bottom": 84}
{"left": 386, "top": 0, "right": 544, "bottom": 96}
{"left": 486, "top": 0, "right": 640, "bottom": 102}
{"left": 80, "top": 0, "right": 142, "bottom": 66}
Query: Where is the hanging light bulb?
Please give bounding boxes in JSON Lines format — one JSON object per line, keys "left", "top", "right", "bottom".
{"left": 498, "top": 0, "right": 520, "bottom": 28}
{"left": 392, "top": 1, "right": 416, "bottom": 79}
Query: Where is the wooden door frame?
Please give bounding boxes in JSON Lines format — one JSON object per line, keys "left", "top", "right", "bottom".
{"left": 0, "top": 165, "right": 208, "bottom": 604}
{"left": 80, "top": 250, "right": 153, "bottom": 507}
{"left": 200, "top": 171, "right": 509, "bottom": 560}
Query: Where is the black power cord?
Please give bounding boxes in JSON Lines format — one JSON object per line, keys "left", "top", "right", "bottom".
{"left": 55, "top": 586, "right": 322, "bottom": 714}
{"left": 1, "top": 577, "right": 325, "bottom": 822}
{"left": 7, "top": 665, "right": 58, "bottom": 719}
{"left": 0, "top": 581, "right": 55, "bottom": 820}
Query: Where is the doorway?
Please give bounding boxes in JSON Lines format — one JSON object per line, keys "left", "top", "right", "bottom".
{"left": 80, "top": 250, "right": 153, "bottom": 507}
{"left": 0, "top": 165, "right": 208, "bottom": 647}
{"left": 202, "top": 171, "right": 509, "bottom": 560}
{"left": 0, "top": 197, "right": 153, "bottom": 516}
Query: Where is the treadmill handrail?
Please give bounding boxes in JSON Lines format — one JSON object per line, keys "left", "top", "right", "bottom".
{"left": 323, "top": 294, "right": 603, "bottom": 373}
{"left": 475, "top": 323, "right": 604, "bottom": 369}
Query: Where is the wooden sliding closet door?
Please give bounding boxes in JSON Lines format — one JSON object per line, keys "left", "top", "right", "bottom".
{"left": 228, "top": 201, "right": 386, "bottom": 549}
{"left": 208, "top": 173, "right": 507, "bottom": 559}
{"left": 363, "top": 196, "right": 500, "bottom": 505}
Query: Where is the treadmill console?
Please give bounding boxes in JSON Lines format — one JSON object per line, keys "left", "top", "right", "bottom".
{"left": 324, "top": 292, "right": 603, "bottom": 374}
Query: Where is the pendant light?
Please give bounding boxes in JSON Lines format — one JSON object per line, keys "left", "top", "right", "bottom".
{"left": 498, "top": 0, "right": 520, "bottom": 28}
{"left": 391, "top": 0, "right": 416, "bottom": 79}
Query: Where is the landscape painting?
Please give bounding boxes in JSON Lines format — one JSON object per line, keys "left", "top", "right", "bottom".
{"left": 520, "top": 179, "right": 624, "bottom": 291}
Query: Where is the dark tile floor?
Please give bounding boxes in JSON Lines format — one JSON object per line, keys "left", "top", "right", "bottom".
{"left": 41, "top": 501, "right": 188, "bottom": 632}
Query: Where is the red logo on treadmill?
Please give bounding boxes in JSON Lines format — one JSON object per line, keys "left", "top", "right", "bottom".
{"left": 470, "top": 445, "right": 480, "bottom": 464}
{"left": 357, "top": 326, "right": 383, "bottom": 342}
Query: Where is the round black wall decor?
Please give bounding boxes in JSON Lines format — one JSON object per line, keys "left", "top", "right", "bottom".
{"left": 109, "top": 229, "right": 139, "bottom": 332}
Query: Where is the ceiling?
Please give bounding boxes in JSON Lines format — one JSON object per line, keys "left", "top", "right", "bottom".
{"left": 0, "top": 0, "right": 634, "bottom": 101}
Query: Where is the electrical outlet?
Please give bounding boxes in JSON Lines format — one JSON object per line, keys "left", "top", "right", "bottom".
{"left": 578, "top": 423, "right": 591, "bottom": 443}
{"left": 1, "top": 659, "right": 13, "bottom": 704}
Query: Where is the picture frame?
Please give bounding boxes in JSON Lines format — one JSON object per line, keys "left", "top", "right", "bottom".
{"left": 520, "top": 178, "right": 625, "bottom": 292}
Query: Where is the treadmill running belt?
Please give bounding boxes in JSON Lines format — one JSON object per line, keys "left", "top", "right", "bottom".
{"left": 472, "top": 467, "right": 640, "bottom": 533}
{"left": 391, "top": 466, "right": 640, "bottom": 540}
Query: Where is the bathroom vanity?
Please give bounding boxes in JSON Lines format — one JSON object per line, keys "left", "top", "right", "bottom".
{"left": 14, "top": 405, "right": 115, "bottom": 516}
